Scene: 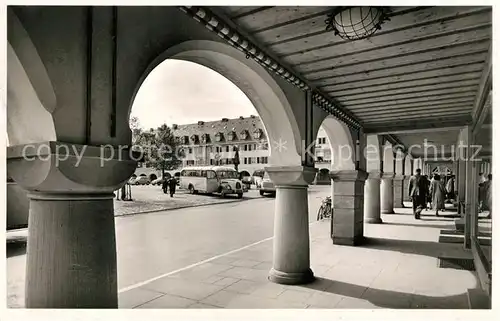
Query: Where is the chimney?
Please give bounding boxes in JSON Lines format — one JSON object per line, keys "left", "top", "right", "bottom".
{"left": 222, "top": 118, "right": 229, "bottom": 122}
{"left": 239, "top": 116, "right": 244, "bottom": 120}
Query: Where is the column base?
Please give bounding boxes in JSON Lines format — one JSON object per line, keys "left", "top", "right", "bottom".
{"left": 268, "top": 268, "right": 314, "bottom": 285}
{"left": 365, "top": 217, "right": 383, "bottom": 224}
{"left": 332, "top": 235, "right": 366, "bottom": 246}
{"left": 381, "top": 209, "right": 395, "bottom": 214}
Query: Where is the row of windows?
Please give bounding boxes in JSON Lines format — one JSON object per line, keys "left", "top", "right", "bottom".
{"left": 243, "top": 157, "right": 268, "bottom": 164}
{"left": 318, "top": 137, "right": 327, "bottom": 144}
{"left": 187, "top": 143, "right": 269, "bottom": 154}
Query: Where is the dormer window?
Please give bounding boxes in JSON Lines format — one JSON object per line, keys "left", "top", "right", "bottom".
{"left": 190, "top": 134, "right": 199, "bottom": 144}
{"left": 240, "top": 129, "right": 249, "bottom": 140}
{"left": 227, "top": 131, "right": 237, "bottom": 141}
{"left": 201, "top": 133, "right": 210, "bottom": 144}
{"left": 253, "top": 128, "right": 263, "bottom": 140}
{"left": 183, "top": 136, "right": 189, "bottom": 144}
{"left": 215, "top": 132, "right": 224, "bottom": 142}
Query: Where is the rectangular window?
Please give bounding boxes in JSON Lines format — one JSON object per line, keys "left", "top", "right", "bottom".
{"left": 189, "top": 148, "right": 193, "bottom": 154}
{"left": 226, "top": 146, "right": 230, "bottom": 152}
{"left": 244, "top": 144, "right": 248, "bottom": 151}
{"left": 244, "top": 157, "right": 247, "bottom": 164}
{"left": 257, "top": 157, "right": 260, "bottom": 164}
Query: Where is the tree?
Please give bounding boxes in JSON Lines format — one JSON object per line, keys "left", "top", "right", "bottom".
{"left": 129, "top": 116, "right": 143, "bottom": 146}
{"left": 233, "top": 145, "right": 240, "bottom": 172}
{"left": 136, "top": 124, "right": 184, "bottom": 179}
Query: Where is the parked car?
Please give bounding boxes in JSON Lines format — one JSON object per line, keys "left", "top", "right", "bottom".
{"left": 252, "top": 169, "right": 265, "bottom": 188}
{"left": 151, "top": 177, "right": 166, "bottom": 186}
{"left": 132, "top": 176, "right": 151, "bottom": 185}
{"left": 259, "top": 172, "right": 276, "bottom": 196}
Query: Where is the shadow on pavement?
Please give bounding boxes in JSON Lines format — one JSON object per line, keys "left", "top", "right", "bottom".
{"left": 361, "top": 237, "right": 468, "bottom": 258}
{"left": 299, "top": 277, "right": 473, "bottom": 309}
{"left": 381, "top": 221, "right": 455, "bottom": 229}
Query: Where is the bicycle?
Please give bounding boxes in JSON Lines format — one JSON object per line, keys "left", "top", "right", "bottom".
{"left": 317, "top": 196, "right": 332, "bottom": 220}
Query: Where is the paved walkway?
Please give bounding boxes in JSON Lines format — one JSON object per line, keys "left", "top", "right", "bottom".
{"left": 119, "top": 205, "right": 477, "bottom": 309}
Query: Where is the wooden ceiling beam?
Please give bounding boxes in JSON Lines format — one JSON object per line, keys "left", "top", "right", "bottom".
{"left": 362, "top": 111, "right": 471, "bottom": 123}
{"left": 271, "top": 6, "right": 490, "bottom": 56}
{"left": 364, "top": 116, "right": 471, "bottom": 134}
{"left": 294, "top": 25, "right": 490, "bottom": 68}
{"left": 347, "top": 98, "right": 475, "bottom": 112}
{"left": 367, "top": 126, "right": 465, "bottom": 135}
{"left": 318, "top": 63, "right": 484, "bottom": 89}
{"left": 337, "top": 86, "right": 478, "bottom": 105}
{"left": 330, "top": 79, "right": 480, "bottom": 100}
{"left": 311, "top": 53, "right": 487, "bottom": 83}
{"left": 357, "top": 106, "right": 472, "bottom": 118}
{"left": 344, "top": 93, "right": 476, "bottom": 109}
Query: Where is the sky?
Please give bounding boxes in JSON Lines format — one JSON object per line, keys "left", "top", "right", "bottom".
{"left": 130, "top": 59, "right": 257, "bottom": 130}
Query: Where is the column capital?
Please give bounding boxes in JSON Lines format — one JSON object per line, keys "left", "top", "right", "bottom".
{"left": 367, "top": 171, "right": 382, "bottom": 179}
{"left": 394, "top": 174, "right": 406, "bottom": 180}
{"left": 7, "top": 141, "right": 138, "bottom": 196}
{"left": 330, "top": 169, "right": 368, "bottom": 182}
{"left": 381, "top": 172, "right": 395, "bottom": 179}
{"left": 265, "top": 166, "right": 317, "bottom": 186}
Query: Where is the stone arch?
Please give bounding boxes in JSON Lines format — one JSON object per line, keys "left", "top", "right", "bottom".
{"left": 404, "top": 155, "right": 413, "bottom": 176}
{"left": 365, "top": 135, "right": 383, "bottom": 172}
{"left": 382, "top": 141, "right": 395, "bottom": 173}
{"left": 128, "top": 40, "right": 302, "bottom": 167}
{"left": 7, "top": 41, "right": 56, "bottom": 146}
{"left": 317, "top": 116, "right": 356, "bottom": 171}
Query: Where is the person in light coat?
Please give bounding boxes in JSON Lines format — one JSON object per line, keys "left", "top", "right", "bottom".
{"left": 430, "top": 174, "right": 446, "bottom": 216}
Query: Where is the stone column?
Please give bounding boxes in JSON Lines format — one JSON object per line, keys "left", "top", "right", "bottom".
{"left": 266, "top": 166, "right": 316, "bottom": 285}
{"left": 330, "top": 170, "right": 368, "bottom": 245}
{"left": 393, "top": 174, "right": 405, "bottom": 209}
{"left": 364, "top": 172, "right": 382, "bottom": 224}
{"left": 7, "top": 142, "right": 137, "bottom": 308}
{"left": 381, "top": 173, "right": 395, "bottom": 214}
{"left": 403, "top": 176, "right": 411, "bottom": 202}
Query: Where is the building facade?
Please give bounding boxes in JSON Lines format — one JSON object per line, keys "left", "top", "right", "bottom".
{"left": 135, "top": 116, "right": 333, "bottom": 178}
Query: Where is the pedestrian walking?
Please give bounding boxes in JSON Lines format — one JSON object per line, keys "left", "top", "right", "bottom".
{"left": 430, "top": 174, "right": 446, "bottom": 216}
{"left": 162, "top": 178, "right": 169, "bottom": 194}
{"left": 446, "top": 175, "right": 455, "bottom": 201}
{"left": 168, "top": 177, "right": 177, "bottom": 197}
{"left": 409, "top": 168, "right": 427, "bottom": 219}
{"left": 483, "top": 174, "right": 492, "bottom": 218}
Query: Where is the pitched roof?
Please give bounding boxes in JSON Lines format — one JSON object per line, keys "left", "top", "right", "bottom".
{"left": 172, "top": 115, "right": 267, "bottom": 144}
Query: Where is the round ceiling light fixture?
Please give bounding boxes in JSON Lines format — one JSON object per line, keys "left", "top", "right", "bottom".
{"left": 325, "top": 7, "right": 391, "bottom": 41}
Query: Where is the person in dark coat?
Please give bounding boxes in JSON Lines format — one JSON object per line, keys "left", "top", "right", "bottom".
{"left": 409, "top": 168, "right": 427, "bottom": 219}
{"left": 162, "top": 178, "right": 169, "bottom": 194}
{"left": 168, "top": 177, "right": 177, "bottom": 197}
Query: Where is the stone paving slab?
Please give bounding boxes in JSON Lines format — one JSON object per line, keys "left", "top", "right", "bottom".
{"left": 119, "top": 206, "right": 478, "bottom": 309}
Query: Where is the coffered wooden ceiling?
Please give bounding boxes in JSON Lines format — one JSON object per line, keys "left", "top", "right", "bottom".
{"left": 212, "top": 6, "right": 492, "bottom": 134}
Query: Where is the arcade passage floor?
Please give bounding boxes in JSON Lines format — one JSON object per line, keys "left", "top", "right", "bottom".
{"left": 7, "top": 186, "right": 478, "bottom": 309}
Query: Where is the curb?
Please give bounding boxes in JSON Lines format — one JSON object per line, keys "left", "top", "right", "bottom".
{"left": 114, "top": 196, "right": 260, "bottom": 218}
